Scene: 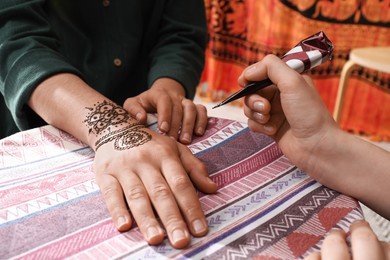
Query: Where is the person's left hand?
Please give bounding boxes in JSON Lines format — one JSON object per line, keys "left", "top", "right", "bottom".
{"left": 305, "top": 220, "right": 390, "bottom": 259}
{"left": 123, "top": 78, "right": 207, "bottom": 144}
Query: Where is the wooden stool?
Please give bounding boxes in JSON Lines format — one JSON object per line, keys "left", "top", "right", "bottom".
{"left": 333, "top": 47, "right": 390, "bottom": 123}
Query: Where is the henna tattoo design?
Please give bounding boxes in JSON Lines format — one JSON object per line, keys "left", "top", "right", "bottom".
{"left": 84, "top": 100, "right": 152, "bottom": 151}
{"left": 84, "top": 100, "right": 130, "bottom": 135}
{"left": 94, "top": 124, "right": 152, "bottom": 151}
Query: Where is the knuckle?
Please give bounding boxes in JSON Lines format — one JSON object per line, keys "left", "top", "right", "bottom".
{"left": 127, "top": 185, "right": 146, "bottom": 200}
{"left": 181, "top": 119, "right": 193, "bottom": 129}
{"left": 123, "top": 97, "right": 136, "bottom": 108}
{"left": 171, "top": 175, "right": 191, "bottom": 190}
{"left": 172, "top": 101, "right": 184, "bottom": 112}
{"left": 196, "top": 104, "right": 207, "bottom": 113}
{"left": 182, "top": 206, "right": 201, "bottom": 218}
{"left": 182, "top": 98, "right": 194, "bottom": 107}
{"left": 164, "top": 215, "right": 186, "bottom": 230}
{"left": 150, "top": 184, "right": 171, "bottom": 200}
{"left": 196, "top": 162, "right": 208, "bottom": 173}
{"left": 101, "top": 183, "right": 119, "bottom": 199}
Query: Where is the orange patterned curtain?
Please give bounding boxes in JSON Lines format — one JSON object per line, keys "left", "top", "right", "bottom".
{"left": 200, "top": 0, "right": 390, "bottom": 139}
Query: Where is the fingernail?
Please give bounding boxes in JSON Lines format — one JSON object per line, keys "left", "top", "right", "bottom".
{"left": 350, "top": 220, "right": 368, "bottom": 230}
{"left": 245, "top": 64, "right": 257, "bottom": 77}
{"left": 197, "top": 127, "right": 204, "bottom": 135}
{"left": 254, "top": 101, "right": 264, "bottom": 112}
{"left": 182, "top": 133, "right": 191, "bottom": 143}
{"left": 329, "top": 228, "right": 344, "bottom": 235}
{"left": 192, "top": 219, "right": 206, "bottom": 234}
{"left": 207, "top": 177, "right": 215, "bottom": 185}
{"left": 136, "top": 113, "right": 143, "bottom": 121}
{"left": 264, "top": 125, "right": 274, "bottom": 133}
{"left": 160, "top": 121, "right": 169, "bottom": 132}
{"left": 253, "top": 112, "right": 265, "bottom": 121}
{"left": 171, "top": 229, "right": 187, "bottom": 244}
{"left": 147, "top": 226, "right": 160, "bottom": 241}
{"left": 116, "top": 216, "right": 127, "bottom": 229}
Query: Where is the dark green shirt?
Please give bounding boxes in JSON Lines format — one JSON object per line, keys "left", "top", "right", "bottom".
{"left": 0, "top": 0, "right": 207, "bottom": 138}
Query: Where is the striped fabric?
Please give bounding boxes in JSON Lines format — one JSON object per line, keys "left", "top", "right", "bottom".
{"left": 0, "top": 117, "right": 363, "bottom": 259}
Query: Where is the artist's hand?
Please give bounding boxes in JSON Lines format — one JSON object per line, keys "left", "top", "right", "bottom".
{"left": 304, "top": 220, "right": 390, "bottom": 260}
{"left": 123, "top": 78, "right": 208, "bottom": 144}
{"left": 239, "top": 54, "right": 339, "bottom": 172}
{"left": 92, "top": 124, "right": 217, "bottom": 248}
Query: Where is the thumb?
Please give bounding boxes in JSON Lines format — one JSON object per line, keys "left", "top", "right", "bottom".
{"left": 178, "top": 144, "right": 217, "bottom": 194}
{"left": 123, "top": 97, "right": 149, "bottom": 124}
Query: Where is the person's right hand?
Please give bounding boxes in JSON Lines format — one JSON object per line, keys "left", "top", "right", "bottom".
{"left": 239, "top": 54, "right": 340, "bottom": 173}
{"left": 92, "top": 123, "right": 217, "bottom": 249}
{"left": 304, "top": 220, "right": 390, "bottom": 259}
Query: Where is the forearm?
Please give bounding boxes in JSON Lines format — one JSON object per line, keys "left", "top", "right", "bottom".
{"left": 309, "top": 129, "right": 390, "bottom": 219}
{"left": 28, "top": 73, "right": 140, "bottom": 149}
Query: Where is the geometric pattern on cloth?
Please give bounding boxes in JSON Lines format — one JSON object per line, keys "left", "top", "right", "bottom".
{"left": 0, "top": 117, "right": 363, "bottom": 259}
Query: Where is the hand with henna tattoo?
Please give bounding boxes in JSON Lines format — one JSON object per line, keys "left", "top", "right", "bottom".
{"left": 85, "top": 100, "right": 218, "bottom": 249}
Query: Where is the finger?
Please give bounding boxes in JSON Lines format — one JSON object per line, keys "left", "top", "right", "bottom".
{"left": 178, "top": 143, "right": 217, "bottom": 194}
{"left": 238, "top": 62, "right": 266, "bottom": 87}
{"left": 194, "top": 104, "right": 208, "bottom": 136}
{"left": 96, "top": 173, "right": 133, "bottom": 232}
{"left": 155, "top": 94, "right": 173, "bottom": 133}
{"left": 321, "top": 229, "right": 350, "bottom": 260}
{"left": 247, "top": 118, "right": 276, "bottom": 135}
{"left": 165, "top": 98, "right": 183, "bottom": 140}
{"left": 179, "top": 99, "right": 197, "bottom": 144}
{"left": 139, "top": 164, "right": 191, "bottom": 249}
{"left": 350, "top": 220, "right": 386, "bottom": 260}
{"left": 246, "top": 91, "right": 285, "bottom": 136}
{"left": 160, "top": 157, "right": 210, "bottom": 240}
{"left": 244, "top": 105, "right": 270, "bottom": 125}
{"left": 304, "top": 252, "right": 321, "bottom": 260}
{"left": 239, "top": 56, "right": 292, "bottom": 87}
{"left": 118, "top": 171, "right": 165, "bottom": 245}
{"left": 244, "top": 93, "right": 271, "bottom": 114}
{"left": 123, "top": 97, "right": 148, "bottom": 123}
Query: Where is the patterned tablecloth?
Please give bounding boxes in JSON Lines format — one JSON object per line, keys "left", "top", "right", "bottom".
{"left": 0, "top": 117, "right": 363, "bottom": 259}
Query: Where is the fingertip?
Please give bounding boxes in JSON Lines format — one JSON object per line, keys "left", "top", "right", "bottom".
{"left": 160, "top": 121, "right": 169, "bottom": 133}
{"left": 180, "top": 132, "right": 192, "bottom": 144}
{"left": 196, "top": 177, "right": 218, "bottom": 194}
{"left": 145, "top": 226, "right": 165, "bottom": 245}
{"left": 135, "top": 112, "right": 146, "bottom": 123}
{"left": 350, "top": 219, "right": 369, "bottom": 231}
{"left": 191, "top": 219, "right": 208, "bottom": 237}
{"left": 170, "top": 229, "right": 190, "bottom": 249}
{"left": 327, "top": 228, "right": 346, "bottom": 239}
{"left": 205, "top": 178, "right": 218, "bottom": 193}
{"left": 116, "top": 215, "right": 133, "bottom": 232}
{"left": 244, "top": 63, "right": 258, "bottom": 78}
{"left": 189, "top": 163, "right": 217, "bottom": 193}
{"left": 195, "top": 126, "right": 204, "bottom": 136}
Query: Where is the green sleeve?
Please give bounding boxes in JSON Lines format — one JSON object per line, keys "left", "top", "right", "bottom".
{"left": 146, "top": 0, "right": 207, "bottom": 99}
{"left": 0, "top": 0, "right": 81, "bottom": 131}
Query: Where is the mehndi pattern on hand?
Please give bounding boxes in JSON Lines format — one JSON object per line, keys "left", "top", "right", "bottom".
{"left": 84, "top": 100, "right": 152, "bottom": 151}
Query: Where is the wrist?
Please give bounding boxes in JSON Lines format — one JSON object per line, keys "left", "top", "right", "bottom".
{"left": 302, "top": 125, "right": 347, "bottom": 180}
{"left": 93, "top": 122, "right": 150, "bottom": 151}
{"left": 82, "top": 100, "right": 147, "bottom": 151}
